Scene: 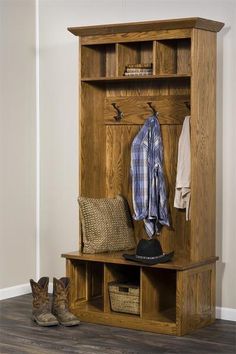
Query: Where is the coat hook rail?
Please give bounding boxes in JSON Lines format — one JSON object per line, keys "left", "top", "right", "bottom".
{"left": 147, "top": 102, "right": 158, "bottom": 116}
{"left": 111, "top": 102, "right": 124, "bottom": 121}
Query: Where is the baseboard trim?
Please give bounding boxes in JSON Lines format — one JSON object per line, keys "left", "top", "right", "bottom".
{"left": 0, "top": 282, "right": 53, "bottom": 300}
{"left": 0, "top": 283, "right": 31, "bottom": 300}
{"left": 216, "top": 306, "right": 236, "bottom": 321}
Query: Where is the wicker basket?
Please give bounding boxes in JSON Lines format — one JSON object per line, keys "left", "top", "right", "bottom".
{"left": 108, "top": 281, "right": 140, "bottom": 315}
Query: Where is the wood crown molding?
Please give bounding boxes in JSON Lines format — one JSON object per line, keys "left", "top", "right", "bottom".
{"left": 68, "top": 17, "right": 224, "bottom": 37}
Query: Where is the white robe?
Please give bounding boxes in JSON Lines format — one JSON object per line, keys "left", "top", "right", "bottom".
{"left": 174, "top": 116, "right": 191, "bottom": 220}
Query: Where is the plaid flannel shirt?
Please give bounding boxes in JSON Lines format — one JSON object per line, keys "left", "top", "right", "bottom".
{"left": 131, "top": 115, "right": 170, "bottom": 238}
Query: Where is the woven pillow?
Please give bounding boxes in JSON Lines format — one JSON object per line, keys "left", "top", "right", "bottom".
{"left": 78, "top": 195, "right": 136, "bottom": 254}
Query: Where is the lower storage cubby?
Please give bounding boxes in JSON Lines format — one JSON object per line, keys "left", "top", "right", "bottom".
{"left": 104, "top": 263, "right": 140, "bottom": 315}
{"left": 70, "top": 260, "right": 104, "bottom": 313}
{"left": 103, "top": 264, "right": 176, "bottom": 323}
{"left": 69, "top": 261, "right": 176, "bottom": 323}
{"left": 141, "top": 268, "right": 176, "bottom": 323}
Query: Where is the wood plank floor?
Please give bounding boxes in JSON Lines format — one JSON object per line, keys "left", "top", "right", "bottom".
{"left": 0, "top": 294, "right": 235, "bottom": 354}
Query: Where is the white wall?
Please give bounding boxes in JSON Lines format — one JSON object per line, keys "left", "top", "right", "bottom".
{"left": 39, "top": 0, "right": 236, "bottom": 311}
{"left": 39, "top": 1, "right": 79, "bottom": 278}
{"left": 0, "top": 0, "right": 36, "bottom": 288}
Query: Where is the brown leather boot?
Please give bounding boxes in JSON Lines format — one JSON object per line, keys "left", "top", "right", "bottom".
{"left": 30, "top": 277, "right": 59, "bottom": 326}
{"left": 52, "top": 277, "right": 80, "bottom": 326}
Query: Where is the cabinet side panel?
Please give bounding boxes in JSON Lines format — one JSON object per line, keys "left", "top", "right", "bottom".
{"left": 191, "top": 29, "right": 216, "bottom": 261}
{"left": 176, "top": 263, "right": 216, "bottom": 335}
{"left": 80, "top": 83, "right": 106, "bottom": 197}
{"left": 66, "top": 260, "right": 87, "bottom": 310}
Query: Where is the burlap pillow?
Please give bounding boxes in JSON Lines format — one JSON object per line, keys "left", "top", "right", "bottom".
{"left": 78, "top": 195, "right": 136, "bottom": 254}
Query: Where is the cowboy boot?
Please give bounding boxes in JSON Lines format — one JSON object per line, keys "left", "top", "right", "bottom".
{"left": 30, "top": 277, "right": 59, "bottom": 326}
{"left": 52, "top": 277, "right": 80, "bottom": 326}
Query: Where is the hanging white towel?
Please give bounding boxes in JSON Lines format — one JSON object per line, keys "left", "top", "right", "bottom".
{"left": 174, "top": 116, "right": 191, "bottom": 220}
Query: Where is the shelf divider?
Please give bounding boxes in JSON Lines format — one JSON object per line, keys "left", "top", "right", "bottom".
{"left": 153, "top": 41, "right": 157, "bottom": 75}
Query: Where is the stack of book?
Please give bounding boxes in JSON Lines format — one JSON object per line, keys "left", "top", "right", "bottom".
{"left": 124, "top": 63, "right": 153, "bottom": 76}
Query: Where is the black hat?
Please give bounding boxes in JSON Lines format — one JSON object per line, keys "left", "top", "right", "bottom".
{"left": 123, "top": 238, "right": 174, "bottom": 265}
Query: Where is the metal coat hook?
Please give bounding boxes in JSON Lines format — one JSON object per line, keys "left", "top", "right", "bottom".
{"left": 147, "top": 102, "right": 158, "bottom": 116}
{"left": 184, "top": 101, "right": 191, "bottom": 111}
{"left": 111, "top": 103, "right": 124, "bottom": 121}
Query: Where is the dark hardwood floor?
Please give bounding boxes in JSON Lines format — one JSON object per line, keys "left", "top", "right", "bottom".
{"left": 0, "top": 294, "right": 235, "bottom": 354}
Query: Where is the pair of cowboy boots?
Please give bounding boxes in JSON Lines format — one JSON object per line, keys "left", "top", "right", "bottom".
{"left": 30, "top": 276, "right": 80, "bottom": 327}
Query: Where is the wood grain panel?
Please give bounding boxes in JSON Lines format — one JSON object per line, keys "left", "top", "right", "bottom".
{"left": 81, "top": 45, "right": 116, "bottom": 77}
{"left": 156, "top": 40, "right": 177, "bottom": 74}
{"left": 155, "top": 39, "right": 191, "bottom": 75}
{"left": 80, "top": 82, "right": 106, "bottom": 198}
{"left": 168, "top": 78, "right": 191, "bottom": 95}
{"left": 105, "top": 125, "right": 145, "bottom": 241}
{"left": 158, "top": 125, "right": 190, "bottom": 258}
{"left": 73, "top": 308, "right": 177, "bottom": 335}
{"left": 66, "top": 260, "right": 87, "bottom": 309}
{"left": 104, "top": 95, "right": 190, "bottom": 125}
{"left": 177, "top": 38, "right": 191, "bottom": 74}
{"left": 105, "top": 44, "right": 116, "bottom": 77}
{"left": 105, "top": 79, "right": 190, "bottom": 97}
{"left": 81, "top": 45, "right": 104, "bottom": 77}
{"left": 190, "top": 29, "right": 217, "bottom": 261}
{"left": 105, "top": 125, "right": 138, "bottom": 198}
{"left": 80, "top": 29, "right": 192, "bottom": 45}
{"left": 176, "top": 263, "right": 215, "bottom": 335}
{"left": 197, "top": 270, "right": 212, "bottom": 314}
{"left": 140, "top": 41, "right": 153, "bottom": 64}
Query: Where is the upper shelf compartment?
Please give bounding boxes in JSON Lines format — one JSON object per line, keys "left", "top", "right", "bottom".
{"left": 81, "top": 44, "right": 116, "bottom": 78}
{"left": 155, "top": 38, "right": 191, "bottom": 75}
{"left": 117, "top": 42, "right": 153, "bottom": 76}
{"left": 80, "top": 38, "right": 191, "bottom": 80}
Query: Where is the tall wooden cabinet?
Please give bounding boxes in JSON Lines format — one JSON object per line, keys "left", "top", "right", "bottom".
{"left": 62, "top": 18, "right": 224, "bottom": 335}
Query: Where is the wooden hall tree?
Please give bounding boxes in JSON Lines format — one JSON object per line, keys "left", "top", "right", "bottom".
{"left": 62, "top": 18, "right": 224, "bottom": 335}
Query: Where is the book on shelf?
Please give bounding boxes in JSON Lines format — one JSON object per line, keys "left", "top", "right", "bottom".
{"left": 126, "top": 63, "right": 153, "bottom": 68}
{"left": 123, "top": 63, "right": 153, "bottom": 76}
{"left": 124, "top": 72, "right": 153, "bottom": 76}
{"left": 126, "top": 68, "right": 153, "bottom": 73}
